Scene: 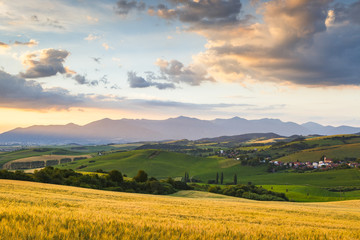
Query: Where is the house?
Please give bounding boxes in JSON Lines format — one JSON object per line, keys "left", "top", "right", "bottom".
{"left": 324, "top": 156, "right": 332, "bottom": 164}
{"left": 312, "top": 162, "right": 319, "bottom": 169}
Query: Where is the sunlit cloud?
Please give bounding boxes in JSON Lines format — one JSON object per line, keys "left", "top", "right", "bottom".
{"left": 145, "top": 0, "right": 360, "bottom": 87}
{"left": 102, "top": 43, "right": 111, "bottom": 50}
{"left": 84, "top": 33, "right": 101, "bottom": 41}
{"left": 20, "top": 49, "right": 74, "bottom": 78}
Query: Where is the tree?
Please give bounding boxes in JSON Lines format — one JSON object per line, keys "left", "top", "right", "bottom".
{"left": 108, "top": 170, "right": 123, "bottom": 183}
{"left": 216, "top": 172, "right": 219, "bottom": 184}
{"left": 133, "top": 170, "right": 148, "bottom": 182}
{"left": 184, "top": 172, "right": 189, "bottom": 183}
{"left": 234, "top": 174, "right": 237, "bottom": 185}
{"left": 220, "top": 172, "right": 224, "bottom": 185}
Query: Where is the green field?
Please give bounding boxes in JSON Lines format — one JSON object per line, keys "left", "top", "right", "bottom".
{"left": 2, "top": 135, "right": 360, "bottom": 203}
{"left": 56, "top": 149, "right": 360, "bottom": 188}
{"left": 0, "top": 148, "right": 83, "bottom": 168}
{"left": 57, "top": 149, "right": 267, "bottom": 181}
{"left": 261, "top": 185, "right": 360, "bottom": 202}
{"left": 276, "top": 143, "right": 360, "bottom": 162}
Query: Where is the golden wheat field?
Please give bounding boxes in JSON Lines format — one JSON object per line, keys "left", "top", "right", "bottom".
{"left": 0, "top": 180, "right": 360, "bottom": 240}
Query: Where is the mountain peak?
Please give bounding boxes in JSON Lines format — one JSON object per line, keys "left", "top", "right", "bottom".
{"left": 1, "top": 116, "right": 360, "bottom": 145}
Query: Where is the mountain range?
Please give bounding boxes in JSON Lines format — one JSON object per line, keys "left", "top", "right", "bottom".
{"left": 0, "top": 116, "right": 359, "bottom": 145}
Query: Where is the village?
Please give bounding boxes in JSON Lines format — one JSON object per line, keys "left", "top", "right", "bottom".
{"left": 218, "top": 149, "right": 360, "bottom": 171}
{"left": 268, "top": 156, "right": 360, "bottom": 171}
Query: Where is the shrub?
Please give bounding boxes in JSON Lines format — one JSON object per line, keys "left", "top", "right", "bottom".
{"left": 133, "top": 170, "right": 148, "bottom": 183}
{"left": 108, "top": 170, "right": 123, "bottom": 183}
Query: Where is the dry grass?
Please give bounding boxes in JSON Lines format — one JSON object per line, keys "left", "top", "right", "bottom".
{"left": 0, "top": 179, "right": 360, "bottom": 239}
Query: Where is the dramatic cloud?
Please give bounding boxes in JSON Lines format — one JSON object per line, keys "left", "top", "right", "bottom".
{"left": 127, "top": 71, "right": 175, "bottom": 90}
{"left": 0, "top": 70, "right": 83, "bottom": 109}
{"left": 156, "top": 59, "right": 214, "bottom": 86}
{"left": 20, "top": 49, "right": 74, "bottom": 78}
{"left": 0, "top": 71, "right": 268, "bottom": 117}
{"left": 333, "top": 1, "right": 360, "bottom": 25}
{"left": 128, "top": 59, "right": 214, "bottom": 89}
{"left": 148, "top": 0, "right": 245, "bottom": 28}
{"left": 115, "top": 0, "right": 146, "bottom": 16}
{"left": 190, "top": 0, "right": 360, "bottom": 86}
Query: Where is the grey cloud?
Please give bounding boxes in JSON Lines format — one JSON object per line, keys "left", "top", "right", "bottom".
{"left": 0, "top": 39, "right": 38, "bottom": 48}
{"left": 72, "top": 74, "right": 112, "bottom": 87}
{"left": 139, "top": 100, "right": 253, "bottom": 109}
{"left": 200, "top": 0, "right": 360, "bottom": 86}
{"left": 46, "top": 18, "right": 65, "bottom": 29}
{"left": 0, "top": 70, "right": 83, "bottom": 109}
{"left": 128, "top": 71, "right": 151, "bottom": 88}
{"left": 13, "top": 39, "right": 38, "bottom": 47}
{"left": 31, "top": 15, "right": 39, "bottom": 22}
{"left": 92, "top": 57, "right": 101, "bottom": 64}
{"left": 110, "top": 84, "right": 121, "bottom": 89}
{"left": 115, "top": 0, "right": 146, "bottom": 16}
{"left": 152, "top": 0, "right": 244, "bottom": 28}
{"left": 99, "top": 75, "right": 108, "bottom": 85}
{"left": 158, "top": 59, "right": 214, "bottom": 86}
{"left": 334, "top": 1, "right": 360, "bottom": 25}
{"left": 20, "top": 49, "right": 72, "bottom": 78}
{"left": 0, "top": 71, "right": 255, "bottom": 115}
{"left": 30, "top": 15, "right": 65, "bottom": 30}
{"left": 263, "top": 0, "right": 331, "bottom": 49}
{"left": 127, "top": 71, "right": 175, "bottom": 90}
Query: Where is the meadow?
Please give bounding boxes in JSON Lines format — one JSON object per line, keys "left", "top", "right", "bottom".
{"left": 0, "top": 179, "right": 360, "bottom": 239}
{"left": 276, "top": 143, "right": 360, "bottom": 162}
{"left": 0, "top": 148, "right": 83, "bottom": 168}
{"left": 261, "top": 185, "right": 360, "bottom": 202}
{"left": 57, "top": 149, "right": 266, "bottom": 182}
{"left": 57, "top": 149, "right": 360, "bottom": 188}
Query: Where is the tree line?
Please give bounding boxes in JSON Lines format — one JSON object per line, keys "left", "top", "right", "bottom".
{"left": 0, "top": 167, "right": 192, "bottom": 195}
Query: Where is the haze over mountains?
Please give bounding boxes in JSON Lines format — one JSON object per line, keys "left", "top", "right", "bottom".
{"left": 0, "top": 116, "right": 359, "bottom": 145}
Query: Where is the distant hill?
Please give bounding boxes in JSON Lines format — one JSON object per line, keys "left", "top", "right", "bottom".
{"left": 0, "top": 116, "right": 360, "bottom": 145}
{"left": 197, "top": 133, "right": 283, "bottom": 143}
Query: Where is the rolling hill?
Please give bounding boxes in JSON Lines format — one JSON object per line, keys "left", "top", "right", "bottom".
{"left": 55, "top": 149, "right": 360, "bottom": 187}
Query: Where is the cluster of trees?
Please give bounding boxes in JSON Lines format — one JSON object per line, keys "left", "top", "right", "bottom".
{"left": 0, "top": 167, "right": 192, "bottom": 195}
{"left": 208, "top": 172, "right": 239, "bottom": 185}
{"left": 208, "top": 184, "right": 288, "bottom": 201}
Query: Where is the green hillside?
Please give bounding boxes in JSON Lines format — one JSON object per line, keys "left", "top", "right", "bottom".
{"left": 0, "top": 148, "right": 81, "bottom": 168}
{"left": 56, "top": 149, "right": 360, "bottom": 187}
{"left": 57, "top": 149, "right": 265, "bottom": 181}
{"left": 275, "top": 143, "right": 360, "bottom": 162}
{"left": 261, "top": 185, "right": 360, "bottom": 202}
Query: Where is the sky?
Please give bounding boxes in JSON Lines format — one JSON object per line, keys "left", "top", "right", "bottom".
{"left": 0, "top": 0, "right": 360, "bottom": 133}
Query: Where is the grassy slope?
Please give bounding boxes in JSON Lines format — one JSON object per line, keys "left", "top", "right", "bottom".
{"left": 57, "top": 149, "right": 266, "bottom": 181}
{"left": 56, "top": 149, "right": 360, "bottom": 188}
{"left": 261, "top": 185, "right": 360, "bottom": 202}
{"left": 0, "top": 149, "right": 74, "bottom": 168}
{"left": 1, "top": 180, "right": 360, "bottom": 239}
{"left": 276, "top": 143, "right": 360, "bottom": 162}
{"left": 246, "top": 168, "right": 360, "bottom": 187}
